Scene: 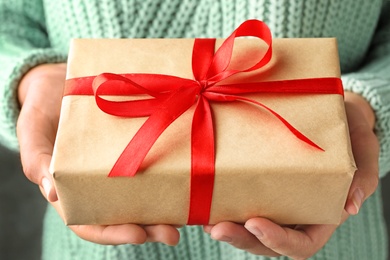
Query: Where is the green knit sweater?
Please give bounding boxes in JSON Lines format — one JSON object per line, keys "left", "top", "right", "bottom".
{"left": 1, "top": 0, "right": 389, "bottom": 259}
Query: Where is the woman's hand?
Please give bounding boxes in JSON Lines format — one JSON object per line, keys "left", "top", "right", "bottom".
{"left": 204, "top": 92, "right": 379, "bottom": 259}
{"left": 16, "top": 63, "right": 180, "bottom": 245}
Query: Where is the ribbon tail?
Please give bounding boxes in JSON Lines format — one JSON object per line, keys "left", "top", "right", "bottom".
{"left": 240, "top": 96, "right": 324, "bottom": 151}
{"left": 267, "top": 109, "right": 324, "bottom": 151}
{"left": 108, "top": 86, "right": 199, "bottom": 177}
{"left": 204, "top": 92, "right": 324, "bottom": 151}
{"left": 187, "top": 96, "right": 215, "bottom": 225}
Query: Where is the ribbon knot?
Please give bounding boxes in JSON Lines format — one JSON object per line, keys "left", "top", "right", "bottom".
{"left": 67, "top": 19, "right": 345, "bottom": 225}
{"left": 198, "top": 80, "right": 210, "bottom": 91}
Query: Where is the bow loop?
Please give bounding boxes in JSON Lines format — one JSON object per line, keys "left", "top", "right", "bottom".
{"left": 93, "top": 73, "right": 163, "bottom": 117}
{"left": 205, "top": 19, "right": 273, "bottom": 80}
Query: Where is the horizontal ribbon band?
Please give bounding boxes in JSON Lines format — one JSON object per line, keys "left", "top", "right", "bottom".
{"left": 64, "top": 19, "right": 344, "bottom": 225}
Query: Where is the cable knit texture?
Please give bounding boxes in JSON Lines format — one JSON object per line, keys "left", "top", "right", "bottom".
{"left": 1, "top": 0, "right": 389, "bottom": 259}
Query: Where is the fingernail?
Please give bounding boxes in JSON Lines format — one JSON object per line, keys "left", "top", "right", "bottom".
{"left": 42, "top": 177, "right": 52, "bottom": 198}
{"left": 214, "top": 235, "right": 232, "bottom": 243}
{"left": 203, "top": 225, "right": 213, "bottom": 234}
{"left": 245, "top": 225, "right": 263, "bottom": 238}
{"left": 352, "top": 188, "right": 365, "bottom": 214}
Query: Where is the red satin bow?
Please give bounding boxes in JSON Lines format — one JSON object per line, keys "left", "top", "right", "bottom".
{"left": 65, "top": 20, "right": 344, "bottom": 225}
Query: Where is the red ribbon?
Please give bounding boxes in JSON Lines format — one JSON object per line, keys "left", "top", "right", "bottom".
{"left": 64, "top": 20, "right": 344, "bottom": 225}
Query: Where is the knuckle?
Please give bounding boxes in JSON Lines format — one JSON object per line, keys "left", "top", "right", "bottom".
{"left": 369, "top": 174, "right": 379, "bottom": 194}
{"left": 21, "top": 162, "right": 39, "bottom": 184}
{"left": 362, "top": 167, "right": 379, "bottom": 197}
{"left": 234, "top": 241, "right": 254, "bottom": 251}
{"left": 265, "top": 237, "right": 287, "bottom": 251}
{"left": 20, "top": 153, "right": 49, "bottom": 185}
{"left": 291, "top": 249, "right": 315, "bottom": 260}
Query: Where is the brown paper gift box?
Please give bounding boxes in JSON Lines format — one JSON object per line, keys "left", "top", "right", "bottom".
{"left": 50, "top": 37, "right": 356, "bottom": 226}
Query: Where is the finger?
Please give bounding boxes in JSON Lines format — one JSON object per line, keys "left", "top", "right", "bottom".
{"left": 203, "top": 225, "right": 213, "bottom": 234}
{"left": 17, "top": 131, "right": 58, "bottom": 202}
{"left": 17, "top": 64, "right": 65, "bottom": 201}
{"left": 17, "top": 78, "right": 64, "bottom": 201}
{"left": 69, "top": 223, "right": 148, "bottom": 245}
{"left": 344, "top": 103, "right": 379, "bottom": 215}
{"left": 346, "top": 132, "right": 379, "bottom": 214}
{"left": 17, "top": 107, "right": 58, "bottom": 202}
{"left": 244, "top": 218, "right": 337, "bottom": 259}
{"left": 209, "top": 222, "right": 279, "bottom": 257}
{"left": 50, "top": 200, "right": 177, "bottom": 246}
{"left": 144, "top": 225, "right": 181, "bottom": 245}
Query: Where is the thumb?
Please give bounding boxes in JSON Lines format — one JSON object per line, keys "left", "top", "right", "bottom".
{"left": 344, "top": 132, "right": 379, "bottom": 215}
{"left": 16, "top": 63, "right": 65, "bottom": 203}
{"left": 20, "top": 148, "right": 58, "bottom": 202}
{"left": 17, "top": 106, "right": 59, "bottom": 202}
{"left": 39, "top": 154, "right": 58, "bottom": 202}
{"left": 344, "top": 102, "right": 379, "bottom": 215}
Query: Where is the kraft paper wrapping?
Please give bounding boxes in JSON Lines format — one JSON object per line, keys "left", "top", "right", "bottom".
{"left": 50, "top": 38, "right": 356, "bottom": 225}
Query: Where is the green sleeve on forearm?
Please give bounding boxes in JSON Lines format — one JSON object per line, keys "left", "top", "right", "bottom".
{"left": 0, "top": 1, "right": 67, "bottom": 150}
{"left": 342, "top": 1, "right": 390, "bottom": 178}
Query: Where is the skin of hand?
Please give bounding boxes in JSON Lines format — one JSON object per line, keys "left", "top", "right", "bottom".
{"left": 16, "top": 63, "right": 180, "bottom": 246}
{"left": 204, "top": 91, "right": 379, "bottom": 259}
{"left": 16, "top": 63, "right": 379, "bottom": 255}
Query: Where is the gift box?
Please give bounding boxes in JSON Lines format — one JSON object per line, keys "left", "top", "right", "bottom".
{"left": 50, "top": 20, "right": 356, "bottom": 226}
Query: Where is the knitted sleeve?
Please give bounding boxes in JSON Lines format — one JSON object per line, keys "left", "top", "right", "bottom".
{"left": 342, "top": 1, "right": 390, "bottom": 178}
{"left": 0, "top": 1, "right": 66, "bottom": 151}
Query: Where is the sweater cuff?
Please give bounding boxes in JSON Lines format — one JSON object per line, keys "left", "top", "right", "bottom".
{"left": 342, "top": 73, "right": 390, "bottom": 178}
{"left": 0, "top": 49, "right": 67, "bottom": 151}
